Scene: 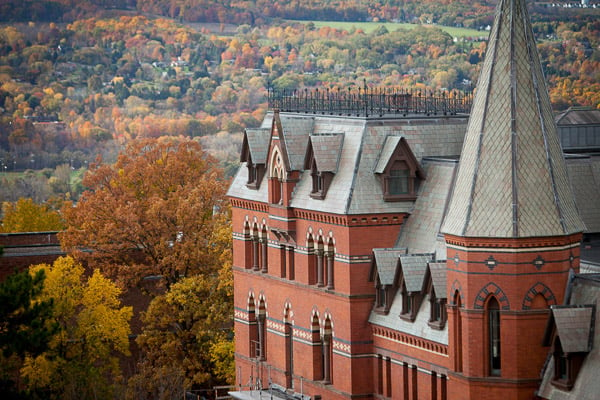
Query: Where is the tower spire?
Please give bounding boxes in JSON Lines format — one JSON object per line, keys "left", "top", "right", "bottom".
{"left": 441, "top": 0, "right": 584, "bottom": 238}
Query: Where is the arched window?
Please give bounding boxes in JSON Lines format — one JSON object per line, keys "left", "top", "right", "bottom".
{"left": 322, "top": 317, "right": 333, "bottom": 384}
{"left": 316, "top": 237, "right": 325, "bottom": 287}
{"left": 307, "top": 235, "right": 316, "bottom": 285}
{"left": 257, "top": 299, "right": 267, "bottom": 361}
{"left": 453, "top": 291, "right": 463, "bottom": 373}
{"left": 325, "top": 238, "right": 335, "bottom": 290}
{"left": 260, "top": 226, "right": 268, "bottom": 273}
{"left": 248, "top": 295, "right": 258, "bottom": 358}
{"left": 284, "top": 306, "right": 294, "bottom": 389}
{"left": 488, "top": 297, "right": 501, "bottom": 376}
{"left": 251, "top": 224, "right": 259, "bottom": 271}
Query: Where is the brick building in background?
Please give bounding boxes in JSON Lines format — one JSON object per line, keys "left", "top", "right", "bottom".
{"left": 227, "top": 0, "right": 600, "bottom": 399}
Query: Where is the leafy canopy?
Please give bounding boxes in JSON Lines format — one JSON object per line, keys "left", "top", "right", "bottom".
{"left": 1, "top": 198, "right": 64, "bottom": 233}
{"left": 60, "top": 137, "right": 230, "bottom": 288}
{"left": 21, "top": 257, "right": 132, "bottom": 400}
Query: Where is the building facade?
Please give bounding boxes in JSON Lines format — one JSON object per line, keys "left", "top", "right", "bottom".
{"left": 227, "top": 0, "right": 599, "bottom": 399}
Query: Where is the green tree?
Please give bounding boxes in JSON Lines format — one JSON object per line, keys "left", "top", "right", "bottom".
{"left": 21, "top": 257, "right": 132, "bottom": 400}
{"left": 0, "top": 268, "right": 56, "bottom": 397}
{"left": 1, "top": 198, "right": 64, "bottom": 233}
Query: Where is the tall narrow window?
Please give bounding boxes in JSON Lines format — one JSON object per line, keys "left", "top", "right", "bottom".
{"left": 453, "top": 291, "right": 463, "bottom": 373}
{"left": 322, "top": 318, "right": 333, "bottom": 384}
{"left": 257, "top": 302, "right": 267, "bottom": 361}
{"left": 488, "top": 297, "right": 501, "bottom": 376}
{"left": 388, "top": 166, "right": 409, "bottom": 195}
{"left": 260, "top": 227, "right": 268, "bottom": 273}
{"left": 284, "top": 308, "right": 294, "bottom": 390}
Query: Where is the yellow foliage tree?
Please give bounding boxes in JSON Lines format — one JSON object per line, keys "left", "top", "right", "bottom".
{"left": 1, "top": 198, "right": 64, "bottom": 233}
{"left": 21, "top": 257, "right": 132, "bottom": 400}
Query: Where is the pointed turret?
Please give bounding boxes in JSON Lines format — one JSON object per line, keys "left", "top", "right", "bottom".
{"left": 441, "top": 0, "right": 585, "bottom": 238}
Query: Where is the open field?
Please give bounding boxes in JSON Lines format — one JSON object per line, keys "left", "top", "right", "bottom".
{"left": 293, "top": 20, "right": 488, "bottom": 38}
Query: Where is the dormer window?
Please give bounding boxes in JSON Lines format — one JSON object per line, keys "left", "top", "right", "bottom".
{"left": 387, "top": 162, "right": 410, "bottom": 196}
{"left": 246, "top": 161, "right": 265, "bottom": 190}
{"left": 374, "top": 283, "right": 390, "bottom": 315}
{"left": 428, "top": 287, "right": 447, "bottom": 330}
{"left": 543, "top": 305, "right": 595, "bottom": 392}
{"left": 241, "top": 128, "right": 270, "bottom": 190}
{"left": 310, "top": 161, "right": 332, "bottom": 200}
{"left": 400, "top": 283, "right": 418, "bottom": 322}
{"left": 304, "top": 133, "right": 344, "bottom": 201}
{"left": 374, "top": 136, "right": 424, "bottom": 202}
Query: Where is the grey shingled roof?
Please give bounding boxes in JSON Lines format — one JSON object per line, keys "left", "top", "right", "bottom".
{"left": 400, "top": 253, "right": 433, "bottom": 293}
{"left": 428, "top": 262, "right": 447, "bottom": 299}
{"left": 556, "top": 107, "right": 600, "bottom": 126}
{"left": 398, "top": 160, "right": 457, "bottom": 254}
{"left": 309, "top": 133, "right": 344, "bottom": 173}
{"left": 374, "top": 136, "right": 402, "bottom": 173}
{"left": 538, "top": 275, "right": 600, "bottom": 400}
{"left": 551, "top": 305, "right": 594, "bottom": 353}
{"left": 566, "top": 156, "right": 600, "bottom": 233}
{"left": 280, "top": 115, "right": 314, "bottom": 171}
{"left": 441, "top": 0, "right": 585, "bottom": 238}
{"left": 372, "top": 248, "right": 405, "bottom": 286}
{"left": 243, "top": 128, "right": 271, "bottom": 164}
{"left": 230, "top": 112, "right": 468, "bottom": 215}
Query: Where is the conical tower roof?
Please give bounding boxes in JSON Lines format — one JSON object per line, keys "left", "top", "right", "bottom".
{"left": 441, "top": 0, "right": 585, "bottom": 238}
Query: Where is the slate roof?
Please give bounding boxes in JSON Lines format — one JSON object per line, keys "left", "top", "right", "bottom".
{"left": 551, "top": 305, "right": 595, "bottom": 353}
{"left": 374, "top": 136, "right": 402, "bottom": 173}
{"left": 538, "top": 274, "right": 600, "bottom": 400}
{"left": 279, "top": 115, "right": 314, "bottom": 171}
{"left": 441, "top": 0, "right": 585, "bottom": 238}
{"left": 556, "top": 107, "right": 600, "bottom": 126}
{"left": 308, "top": 133, "right": 344, "bottom": 173}
{"left": 566, "top": 156, "right": 600, "bottom": 233}
{"left": 400, "top": 253, "right": 433, "bottom": 293}
{"left": 428, "top": 262, "right": 447, "bottom": 299}
{"left": 397, "top": 159, "right": 457, "bottom": 256}
{"left": 228, "top": 113, "right": 468, "bottom": 215}
{"left": 242, "top": 128, "right": 270, "bottom": 164}
{"left": 368, "top": 259, "right": 448, "bottom": 345}
{"left": 372, "top": 248, "right": 405, "bottom": 286}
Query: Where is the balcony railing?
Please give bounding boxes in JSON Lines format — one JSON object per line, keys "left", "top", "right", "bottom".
{"left": 268, "top": 87, "right": 473, "bottom": 117}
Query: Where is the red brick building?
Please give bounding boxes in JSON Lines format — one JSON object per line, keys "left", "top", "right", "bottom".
{"left": 227, "top": 0, "right": 598, "bottom": 399}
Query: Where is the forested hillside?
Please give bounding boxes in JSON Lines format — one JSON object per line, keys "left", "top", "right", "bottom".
{"left": 0, "top": 1, "right": 598, "bottom": 203}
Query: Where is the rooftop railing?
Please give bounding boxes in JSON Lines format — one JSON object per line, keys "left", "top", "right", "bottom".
{"left": 268, "top": 87, "right": 473, "bottom": 117}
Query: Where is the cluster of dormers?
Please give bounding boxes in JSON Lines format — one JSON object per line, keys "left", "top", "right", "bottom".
{"left": 239, "top": 112, "right": 425, "bottom": 203}
{"left": 370, "top": 249, "right": 448, "bottom": 330}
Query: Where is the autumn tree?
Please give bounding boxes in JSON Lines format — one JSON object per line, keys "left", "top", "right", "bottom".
{"left": 1, "top": 197, "right": 64, "bottom": 233}
{"left": 60, "top": 137, "right": 230, "bottom": 288}
{"left": 127, "top": 257, "right": 234, "bottom": 398}
{"left": 21, "top": 257, "right": 132, "bottom": 400}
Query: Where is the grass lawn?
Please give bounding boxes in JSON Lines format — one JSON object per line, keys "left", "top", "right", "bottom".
{"left": 294, "top": 20, "right": 488, "bottom": 39}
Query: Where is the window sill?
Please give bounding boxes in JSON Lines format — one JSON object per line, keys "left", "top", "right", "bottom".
{"left": 383, "top": 194, "right": 416, "bottom": 202}
{"left": 399, "top": 313, "right": 416, "bottom": 322}
{"left": 428, "top": 320, "right": 446, "bottom": 330}
{"left": 551, "top": 378, "right": 574, "bottom": 391}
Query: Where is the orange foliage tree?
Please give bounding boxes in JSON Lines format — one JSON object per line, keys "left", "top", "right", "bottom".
{"left": 60, "top": 137, "right": 230, "bottom": 288}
